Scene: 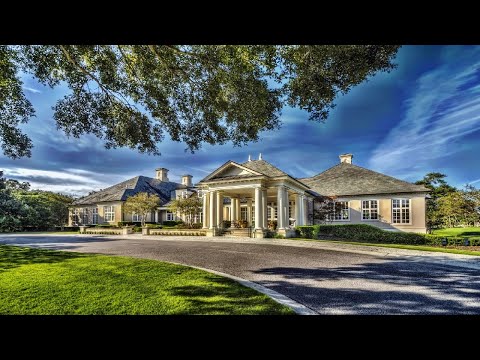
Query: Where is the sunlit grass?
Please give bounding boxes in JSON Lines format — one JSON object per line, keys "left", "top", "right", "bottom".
{"left": 0, "top": 245, "right": 293, "bottom": 315}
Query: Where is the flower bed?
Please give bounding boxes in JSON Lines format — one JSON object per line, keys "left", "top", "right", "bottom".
{"left": 149, "top": 229, "right": 207, "bottom": 236}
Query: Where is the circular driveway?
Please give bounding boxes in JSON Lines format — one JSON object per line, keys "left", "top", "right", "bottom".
{"left": 1, "top": 234, "right": 480, "bottom": 314}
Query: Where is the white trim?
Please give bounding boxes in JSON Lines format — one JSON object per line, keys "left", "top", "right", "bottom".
{"left": 361, "top": 199, "right": 379, "bottom": 221}
{"left": 329, "top": 200, "right": 351, "bottom": 222}
{"left": 104, "top": 205, "right": 115, "bottom": 222}
{"left": 391, "top": 198, "right": 412, "bottom": 225}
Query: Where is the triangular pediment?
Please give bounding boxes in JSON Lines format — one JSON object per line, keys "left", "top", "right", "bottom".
{"left": 199, "top": 161, "right": 264, "bottom": 182}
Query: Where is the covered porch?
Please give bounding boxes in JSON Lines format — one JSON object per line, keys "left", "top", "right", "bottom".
{"left": 197, "top": 157, "right": 313, "bottom": 238}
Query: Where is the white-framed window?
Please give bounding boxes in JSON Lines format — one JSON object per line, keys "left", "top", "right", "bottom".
{"left": 267, "top": 206, "right": 272, "bottom": 219}
{"left": 288, "top": 201, "right": 294, "bottom": 219}
{"left": 328, "top": 201, "right": 350, "bottom": 221}
{"left": 181, "top": 191, "right": 188, "bottom": 199}
{"left": 240, "top": 207, "right": 248, "bottom": 221}
{"left": 132, "top": 212, "right": 142, "bottom": 222}
{"left": 392, "top": 199, "right": 410, "bottom": 224}
{"left": 362, "top": 200, "right": 378, "bottom": 220}
{"left": 104, "top": 206, "right": 115, "bottom": 222}
{"left": 166, "top": 211, "right": 175, "bottom": 221}
{"left": 197, "top": 190, "right": 203, "bottom": 198}
{"left": 72, "top": 209, "right": 79, "bottom": 225}
{"left": 81, "top": 208, "right": 88, "bottom": 224}
{"left": 92, "top": 208, "right": 98, "bottom": 225}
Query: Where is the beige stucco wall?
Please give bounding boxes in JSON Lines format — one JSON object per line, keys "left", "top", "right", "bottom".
{"left": 316, "top": 193, "right": 427, "bottom": 233}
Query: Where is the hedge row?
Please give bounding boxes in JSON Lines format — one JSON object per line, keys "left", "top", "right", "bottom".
{"left": 295, "top": 224, "right": 480, "bottom": 246}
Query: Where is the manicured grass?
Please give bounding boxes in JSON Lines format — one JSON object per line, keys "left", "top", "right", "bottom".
{"left": 431, "top": 227, "right": 480, "bottom": 239}
{"left": 288, "top": 238, "right": 480, "bottom": 256}
{"left": 0, "top": 245, "right": 292, "bottom": 315}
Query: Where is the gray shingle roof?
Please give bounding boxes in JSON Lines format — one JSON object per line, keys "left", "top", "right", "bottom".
{"left": 240, "top": 159, "right": 287, "bottom": 177}
{"left": 72, "top": 176, "right": 187, "bottom": 206}
{"left": 299, "top": 163, "right": 429, "bottom": 196}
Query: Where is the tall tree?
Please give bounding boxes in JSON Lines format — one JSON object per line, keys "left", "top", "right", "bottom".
{"left": 0, "top": 171, "right": 26, "bottom": 232}
{"left": 415, "top": 172, "right": 456, "bottom": 199}
{"left": 168, "top": 196, "right": 202, "bottom": 227}
{"left": 13, "top": 190, "right": 74, "bottom": 230}
{"left": 415, "top": 172, "right": 457, "bottom": 230}
{"left": 1, "top": 45, "right": 400, "bottom": 158}
{"left": 123, "top": 192, "right": 160, "bottom": 227}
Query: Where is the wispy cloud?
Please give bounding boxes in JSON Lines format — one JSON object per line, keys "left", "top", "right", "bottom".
{"left": 3, "top": 168, "right": 116, "bottom": 196}
{"left": 22, "top": 86, "right": 42, "bottom": 94}
{"left": 369, "top": 46, "right": 480, "bottom": 178}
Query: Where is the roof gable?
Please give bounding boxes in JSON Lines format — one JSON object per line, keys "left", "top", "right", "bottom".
{"left": 300, "top": 163, "right": 429, "bottom": 196}
{"left": 199, "top": 161, "right": 264, "bottom": 182}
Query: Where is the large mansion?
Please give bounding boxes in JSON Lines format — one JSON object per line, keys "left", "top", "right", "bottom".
{"left": 69, "top": 154, "right": 429, "bottom": 237}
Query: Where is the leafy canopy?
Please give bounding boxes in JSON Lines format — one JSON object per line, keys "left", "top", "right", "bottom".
{"left": 1, "top": 45, "right": 400, "bottom": 158}
{"left": 123, "top": 192, "right": 160, "bottom": 227}
{"left": 168, "top": 195, "right": 202, "bottom": 227}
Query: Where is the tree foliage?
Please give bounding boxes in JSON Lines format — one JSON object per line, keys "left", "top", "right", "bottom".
{"left": 123, "top": 192, "right": 160, "bottom": 227}
{"left": 416, "top": 172, "right": 480, "bottom": 230}
{"left": 168, "top": 195, "right": 202, "bottom": 227}
{"left": 0, "top": 171, "right": 73, "bottom": 232}
{"left": 1, "top": 45, "right": 400, "bottom": 158}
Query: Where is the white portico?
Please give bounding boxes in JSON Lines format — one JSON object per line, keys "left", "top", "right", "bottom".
{"left": 197, "top": 155, "right": 313, "bottom": 238}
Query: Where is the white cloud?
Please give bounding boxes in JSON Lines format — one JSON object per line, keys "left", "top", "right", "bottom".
{"left": 369, "top": 46, "right": 480, "bottom": 177}
{"left": 22, "top": 86, "right": 42, "bottom": 94}
{"left": 3, "top": 167, "right": 117, "bottom": 196}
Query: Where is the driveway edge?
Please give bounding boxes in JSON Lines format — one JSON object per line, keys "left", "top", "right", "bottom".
{"left": 168, "top": 261, "right": 317, "bottom": 315}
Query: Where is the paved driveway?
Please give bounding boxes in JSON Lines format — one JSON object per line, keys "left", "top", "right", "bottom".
{"left": 1, "top": 234, "right": 480, "bottom": 314}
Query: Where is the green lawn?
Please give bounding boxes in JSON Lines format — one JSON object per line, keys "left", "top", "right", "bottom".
{"left": 431, "top": 227, "right": 480, "bottom": 239}
{"left": 288, "top": 238, "right": 480, "bottom": 256}
{"left": 0, "top": 245, "right": 292, "bottom": 315}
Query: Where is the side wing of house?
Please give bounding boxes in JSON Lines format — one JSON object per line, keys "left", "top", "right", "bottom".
{"left": 317, "top": 193, "right": 428, "bottom": 233}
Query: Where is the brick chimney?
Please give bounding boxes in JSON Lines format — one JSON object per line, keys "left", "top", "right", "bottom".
{"left": 339, "top": 153, "right": 353, "bottom": 164}
{"left": 181, "top": 174, "right": 193, "bottom": 187}
{"left": 155, "top": 168, "right": 169, "bottom": 181}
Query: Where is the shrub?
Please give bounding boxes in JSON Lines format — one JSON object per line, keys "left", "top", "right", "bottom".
{"left": 274, "top": 234, "right": 285, "bottom": 239}
{"left": 296, "top": 226, "right": 314, "bottom": 239}
{"left": 162, "top": 220, "right": 183, "bottom": 227}
{"left": 54, "top": 226, "right": 79, "bottom": 232}
{"left": 133, "top": 226, "right": 142, "bottom": 232}
{"left": 268, "top": 220, "right": 277, "bottom": 230}
{"left": 295, "top": 224, "right": 427, "bottom": 245}
{"left": 96, "top": 224, "right": 115, "bottom": 228}
{"left": 191, "top": 223, "right": 202, "bottom": 229}
{"left": 223, "top": 220, "right": 231, "bottom": 228}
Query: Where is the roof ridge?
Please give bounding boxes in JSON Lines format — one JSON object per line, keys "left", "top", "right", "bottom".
{"left": 240, "top": 159, "right": 287, "bottom": 177}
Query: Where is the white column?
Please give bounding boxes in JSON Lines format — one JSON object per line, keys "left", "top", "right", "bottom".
{"left": 277, "top": 186, "right": 284, "bottom": 229}
{"left": 231, "top": 198, "right": 237, "bottom": 223}
{"left": 295, "top": 193, "right": 302, "bottom": 226}
{"left": 255, "top": 187, "right": 262, "bottom": 230}
{"left": 236, "top": 198, "right": 241, "bottom": 222}
{"left": 303, "top": 197, "right": 308, "bottom": 225}
{"left": 284, "top": 188, "right": 289, "bottom": 228}
{"left": 247, "top": 198, "right": 252, "bottom": 226}
{"left": 216, "top": 192, "right": 223, "bottom": 227}
{"left": 202, "top": 192, "right": 209, "bottom": 229}
{"left": 261, "top": 189, "right": 267, "bottom": 229}
{"left": 209, "top": 191, "right": 216, "bottom": 229}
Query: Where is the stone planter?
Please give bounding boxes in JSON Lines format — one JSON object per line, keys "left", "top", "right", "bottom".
{"left": 142, "top": 227, "right": 150, "bottom": 235}
{"left": 122, "top": 226, "right": 134, "bottom": 235}
{"left": 79, "top": 226, "right": 89, "bottom": 234}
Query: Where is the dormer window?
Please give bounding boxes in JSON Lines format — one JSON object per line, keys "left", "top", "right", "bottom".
{"left": 182, "top": 191, "right": 188, "bottom": 199}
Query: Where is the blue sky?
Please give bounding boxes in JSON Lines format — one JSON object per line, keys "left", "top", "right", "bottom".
{"left": 2, "top": 45, "right": 480, "bottom": 196}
